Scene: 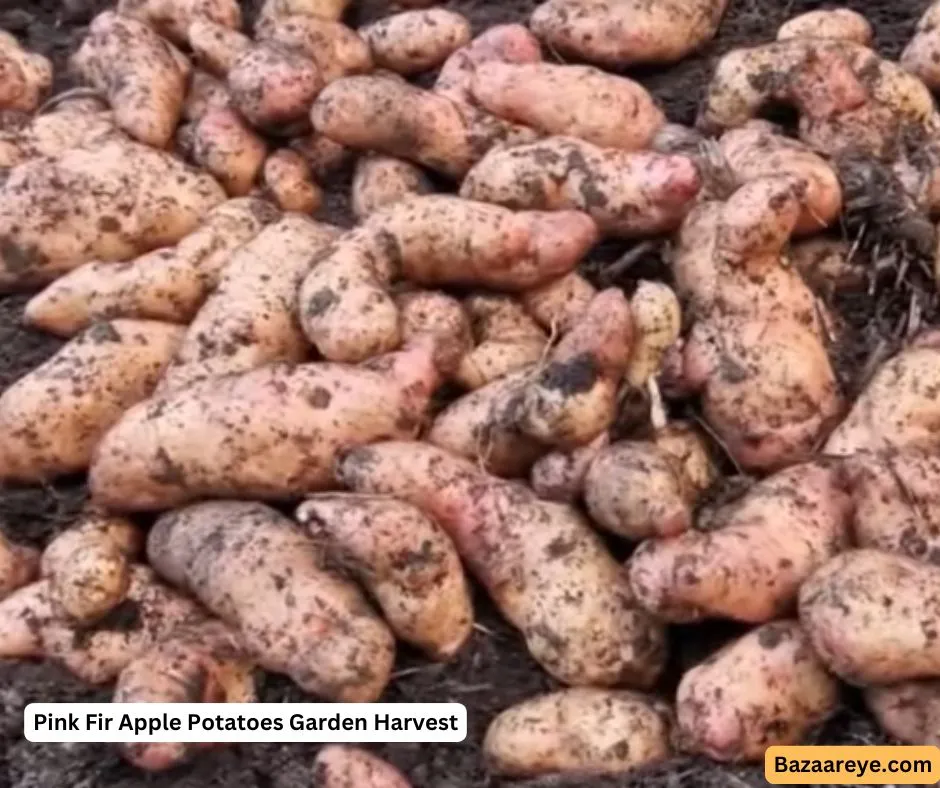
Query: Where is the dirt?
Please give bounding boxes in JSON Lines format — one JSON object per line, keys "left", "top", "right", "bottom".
{"left": 0, "top": 0, "right": 932, "bottom": 786}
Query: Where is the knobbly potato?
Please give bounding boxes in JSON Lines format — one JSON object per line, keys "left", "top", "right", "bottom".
{"left": 778, "top": 9, "right": 873, "bottom": 44}
{"left": 72, "top": 12, "right": 190, "bottom": 148}
{"left": 0, "top": 320, "right": 184, "bottom": 483}
{"left": 89, "top": 339, "right": 440, "bottom": 510}
{"left": 461, "top": 137, "right": 701, "bottom": 238}
{"left": 296, "top": 493, "right": 473, "bottom": 660}
{"left": 0, "top": 532, "right": 39, "bottom": 601}
{"left": 530, "top": 0, "right": 730, "bottom": 67}
{"left": 799, "top": 549, "right": 940, "bottom": 685}
{"left": 261, "top": 149, "right": 322, "bottom": 213}
{"left": 298, "top": 196, "right": 597, "bottom": 363}
{"left": 158, "top": 215, "right": 338, "bottom": 393}
{"left": 360, "top": 10, "right": 471, "bottom": 75}
{"left": 256, "top": 15, "right": 372, "bottom": 83}
{"left": 483, "top": 689, "right": 672, "bottom": 777}
{"left": 338, "top": 441, "right": 667, "bottom": 688}
{"left": 629, "top": 462, "right": 852, "bottom": 623}
{"left": 24, "top": 198, "right": 278, "bottom": 336}
{"left": 521, "top": 272, "right": 596, "bottom": 334}
{"left": 148, "top": 501, "right": 395, "bottom": 701}
{"left": 902, "top": 1, "right": 940, "bottom": 90}
{"left": 395, "top": 289, "right": 473, "bottom": 378}
{"left": 0, "top": 138, "right": 225, "bottom": 292}
{"left": 117, "top": 0, "right": 242, "bottom": 44}
{"left": 40, "top": 513, "right": 144, "bottom": 623}
{"left": 677, "top": 621, "right": 840, "bottom": 761}
{"left": 351, "top": 155, "right": 433, "bottom": 221}
{"left": 866, "top": 680, "right": 940, "bottom": 747}
{"left": 313, "top": 746, "right": 413, "bottom": 788}
{"left": 471, "top": 62, "right": 664, "bottom": 150}
{"left": 0, "top": 31, "right": 52, "bottom": 113}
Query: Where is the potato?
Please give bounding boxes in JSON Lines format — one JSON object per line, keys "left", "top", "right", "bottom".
{"left": 40, "top": 513, "right": 144, "bottom": 624}
{"left": 395, "top": 290, "right": 473, "bottom": 378}
{"left": 0, "top": 532, "right": 39, "bottom": 601}
{"left": 89, "top": 339, "right": 440, "bottom": 510}
{"left": 314, "top": 746, "right": 412, "bottom": 788}
{"left": 256, "top": 15, "right": 372, "bottom": 83}
{"left": 158, "top": 215, "right": 338, "bottom": 393}
{"left": 461, "top": 137, "right": 701, "bottom": 238}
{"left": 0, "top": 582, "right": 53, "bottom": 659}
{"left": 530, "top": 433, "right": 609, "bottom": 503}
{"left": 483, "top": 689, "right": 672, "bottom": 777}
{"left": 778, "top": 9, "right": 874, "bottom": 45}
{"left": 521, "top": 272, "right": 596, "bottom": 334}
{"left": 256, "top": 0, "right": 350, "bottom": 26}
{"left": 310, "top": 74, "right": 538, "bottom": 179}
{"left": 115, "top": 620, "right": 255, "bottom": 771}
{"left": 799, "top": 549, "right": 940, "bottom": 685}
{"left": 261, "top": 149, "right": 322, "bottom": 213}
{"left": 719, "top": 120, "right": 843, "bottom": 235}
{"left": 148, "top": 500, "right": 395, "bottom": 701}
{"left": 625, "top": 280, "right": 682, "bottom": 389}
{"left": 866, "top": 680, "right": 940, "bottom": 747}
{"left": 677, "top": 621, "right": 839, "bottom": 761}
{"left": 187, "top": 18, "right": 252, "bottom": 75}
{"left": 0, "top": 138, "right": 226, "bottom": 292}
{"left": 117, "top": 0, "right": 242, "bottom": 44}
{"left": 902, "top": 1, "right": 940, "bottom": 90}
{"left": 360, "top": 10, "right": 471, "bottom": 75}
{"left": 296, "top": 493, "right": 473, "bottom": 660}
{"left": 290, "top": 132, "right": 349, "bottom": 178}
{"left": 72, "top": 12, "right": 189, "bottom": 149}
{"left": 24, "top": 197, "right": 278, "bottom": 336}
{"left": 471, "top": 62, "right": 664, "bottom": 151}
{"left": 825, "top": 331, "right": 940, "bottom": 457}
{"left": 298, "top": 196, "right": 597, "bottom": 363}
{"left": 530, "top": 0, "right": 729, "bottom": 67}
{"left": 0, "top": 31, "right": 52, "bottom": 113}
{"left": 191, "top": 104, "right": 268, "bottom": 196}
{"left": 455, "top": 294, "right": 547, "bottom": 390}
{"left": 629, "top": 462, "right": 851, "bottom": 623}
{"left": 338, "top": 441, "right": 667, "bottom": 688}
{"left": 0, "top": 320, "right": 184, "bottom": 483}
{"left": 352, "top": 155, "right": 433, "bottom": 221}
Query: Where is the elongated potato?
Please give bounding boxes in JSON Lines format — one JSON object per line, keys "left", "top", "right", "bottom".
{"left": 40, "top": 513, "right": 144, "bottom": 623}
{"left": 0, "top": 320, "right": 184, "bottom": 483}
{"left": 0, "top": 138, "right": 226, "bottom": 292}
{"left": 298, "top": 196, "right": 597, "bottom": 363}
{"left": 296, "top": 493, "right": 473, "bottom": 660}
{"left": 72, "top": 12, "right": 190, "bottom": 149}
{"left": 0, "top": 532, "right": 39, "bottom": 601}
{"left": 866, "top": 680, "right": 940, "bottom": 747}
{"left": 90, "top": 339, "right": 439, "bottom": 510}
{"left": 117, "top": 0, "right": 242, "bottom": 44}
{"left": 625, "top": 280, "right": 682, "bottom": 388}
{"left": 484, "top": 689, "right": 672, "bottom": 777}
{"left": 24, "top": 197, "right": 278, "bottom": 336}
{"left": 799, "top": 549, "right": 940, "bottom": 685}
{"left": 0, "top": 31, "right": 52, "bottom": 113}
{"left": 149, "top": 501, "right": 395, "bottom": 701}
{"left": 395, "top": 290, "right": 473, "bottom": 378}
{"left": 256, "top": 15, "right": 372, "bottom": 83}
{"left": 778, "top": 9, "right": 873, "bottom": 44}
{"left": 471, "top": 62, "right": 664, "bottom": 150}
{"left": 629, "top": 462, "right": 851, "bottom": 623}
{"left": 158, "top": 215, "right": 338, "bottom": 393}
{"left": 530, "top": 0, "right": 729, "bottom": 67}
{"left": 360, "top": 10, "right": 471, "bottom": 75}
{"left": 338, "top": 441, "right": 667, "bottom": 689}
{"left": 351, "top": 155, "right": 433, "bottom": 221}
{"left": 115, "top": 620, "right": 255, "bottom": 771}
{"left": 314, "top": 746, "right": 412, "bottom": 788}
{"left": 461, "top": 137, "right": 701, "bottom": 238}
{"left": 191, "top": 104, "right": 268, "bottom": 196}
{"left": 521, "top": 272, "right": 596, "bottom": 334}
{"left": 262, "top": 149, "right": 322, "bottom": 213}
{"left": 677, "top": 621, "right": 839, "bottom": 761}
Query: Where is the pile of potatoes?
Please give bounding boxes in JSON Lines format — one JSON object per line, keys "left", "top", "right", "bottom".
{"left": 5, "top": 0, "right": 940, "bottom": 783}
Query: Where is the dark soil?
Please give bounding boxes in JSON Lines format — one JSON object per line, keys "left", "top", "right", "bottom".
{"left": 0, "top": 0, "right": 932, "bottom": 787}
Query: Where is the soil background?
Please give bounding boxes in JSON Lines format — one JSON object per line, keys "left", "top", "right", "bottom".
{"left": 0, "top": 0, "right": 932, "bottom": 786}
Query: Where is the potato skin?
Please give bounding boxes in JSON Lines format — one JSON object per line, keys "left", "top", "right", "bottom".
{"left": 484, "top": 688, "right": 672, "bottom": 777}
{"left": 191, "top": 104, "right": 268, "bottom": 197}
{"left": 521, "top": 272, "right": 596, "bottom": 334}
{"left": 0, "top": 320, "right": 184, "bottom": 483}
{"left": 799, "top": 549, "right": 940, "bottom": 685}
{"left": 257, "top": 15, "right": 372, "bottom": 84}
{"left": 117, "top": 0, "right": 242, "bottom": 44}
{"left": 262, "top": 149, "right": 322, "bottom": 213}
{"left": 395, "top": 289, "right": 473, "bottom": 379}
{"left": 777, "top": 9, "right": 873, "bottom": 44}
{"left": 866, "top": 680, "right": 940, "bottom": 747}
{"left": 0, "top": 532, "right": 39, "bottom": 602}
{"left": 296, "top": 493, "right": 473, "bottom": 660}
{"left": 361, "top": 10, "right": 471, "bottom": 75}
{"left": 461, "top": 138, "right": 701, "bottom": 238}
{"left": 338, "top": 441, "right": 667, "bottom": 689}
{"left": 629, "top": 462, "right": 852, "bottom": 623}
{"left": 0, "top": 138, "right": 225, "bottom": 292}
{"left": 677, "top": 621, "right": 839, "bottom": 762}
{"left": 351, "top": 155, "right": 433, "bottom": 221}
{"left": 313, "top": 746, "right": 412, "bottom": 788}
{"left": 89, "top": 339, "right": 439, "bottom": 510}
{"left": 0, "top": 100, "right": 117, "bottom": 169}
{"left": 148, "top": 501, "right": 395, "bottom": 701}
{"left": 0, "top": 32, "right": 52, "bottom": 113}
